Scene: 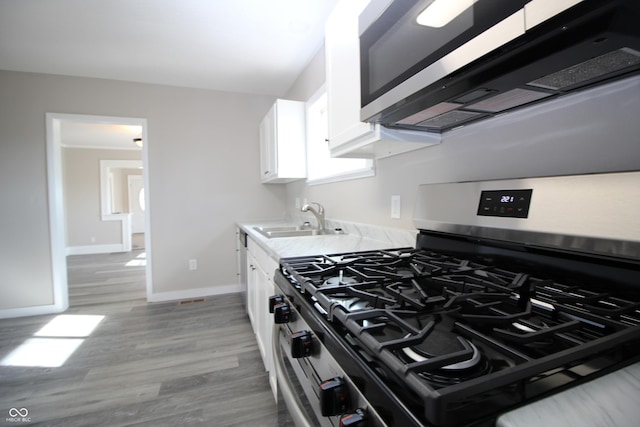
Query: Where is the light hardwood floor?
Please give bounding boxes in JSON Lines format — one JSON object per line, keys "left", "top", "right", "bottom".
{"left": 0, "top": 249, "right": 291, "bottom": 426}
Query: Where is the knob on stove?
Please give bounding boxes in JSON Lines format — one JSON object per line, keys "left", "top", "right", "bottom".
{"left": 273, "top": 302, "right": 291, "bottom": 324}
{"left": 340, "top": 409, "right": 366, "bottom": 427}
{"left": 319, "top": 377, "right": 349, "bottom": 416}
{"left": 268, "top": 294, "right": 284, "bottom": 313}
{"left": 290, "top": 330, "right": 312, "bottom": 358}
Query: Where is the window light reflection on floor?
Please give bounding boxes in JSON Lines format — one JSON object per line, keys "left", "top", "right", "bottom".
{"left": 126, "top": 251, "right": 146, "bottom": 267}
{"left": 35, "top": 314, "right": 104, "bottom": 337}
{"left": 0, "top": 314, "right": 104, "bottom": 368}
{"left": 0, "top": 338, "right": 84, "bottom": 368}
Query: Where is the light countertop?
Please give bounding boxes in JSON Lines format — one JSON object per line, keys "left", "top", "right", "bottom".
{"left": 237, "top": 219, "right": 417, "bottom": 262}
{"left": 497, "top": 362, "right": 640, "bottom": 427}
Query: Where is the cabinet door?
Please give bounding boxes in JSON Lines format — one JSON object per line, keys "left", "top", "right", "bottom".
{"left": 264, "top": 278, "right": 277, "bottom": 397}
{"left": 254, "top": 261, "right": 269, "bottom": 370}
{"left": 260, "top": 273, "right": 275, "bottom": 375}
{"left": 259, "top": 99, "right": 306, "bottom": 183}
{"left": 246, "top": 251, "right": 258, "bottom": 330}
{"left": 325, "top": 0, "right": 372, "bottom": 151}
{"left": 246, "top": 237, "right": 278, "bottom": 376}
{"left": 325, "top": 0, "right": 441, "bottom": 159}
{"left": 259, "top": 104, "right": 277, "bottom": 181}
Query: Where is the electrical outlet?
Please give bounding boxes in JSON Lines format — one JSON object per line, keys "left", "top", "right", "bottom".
{"left": 391, "top": 195, "right": 401, "bottom": 219}
{"left": 189, "top": 259, "right": 197, "bottom": 270}
{"left": 295, "top": 197, "right": 301, "bottom": 209}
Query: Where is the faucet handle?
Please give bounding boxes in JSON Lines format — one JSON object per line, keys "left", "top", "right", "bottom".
{"left": 301, "top": 201, "right": 324, "bottom": 213}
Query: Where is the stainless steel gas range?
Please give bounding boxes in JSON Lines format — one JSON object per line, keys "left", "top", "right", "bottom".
{"left": 270, "top": 172, "right": 640, "bottom": 427}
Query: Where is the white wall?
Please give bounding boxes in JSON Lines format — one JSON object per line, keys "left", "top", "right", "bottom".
{"left": 284, "top": 48, "right": 640, "bottom": 231}
{"left": 0, "top": 70, "right": 285, "bottom": 313}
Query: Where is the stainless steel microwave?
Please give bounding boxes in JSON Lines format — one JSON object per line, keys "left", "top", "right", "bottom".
{"left": 359, "top": 0, "right": 640, "bottom": 133}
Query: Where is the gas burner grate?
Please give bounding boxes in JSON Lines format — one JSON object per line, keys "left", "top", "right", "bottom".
{"left": 278, "top": 247, "right": 640, "bottom": 427}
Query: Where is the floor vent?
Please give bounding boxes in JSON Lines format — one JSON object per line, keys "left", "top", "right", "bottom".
{"left": 179, "top": 298, "right": 206, "bottom": 305}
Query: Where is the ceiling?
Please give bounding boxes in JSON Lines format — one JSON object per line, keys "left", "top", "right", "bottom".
{"left": 0, "top": 0, "right": 340, "bottom": 96}
{"left": 60, "top": 122, "right": 144, "bottom": 151}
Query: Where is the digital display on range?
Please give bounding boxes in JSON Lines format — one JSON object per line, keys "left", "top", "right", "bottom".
{"left": 477, "top": 189, "right": 533, "bottom": 218}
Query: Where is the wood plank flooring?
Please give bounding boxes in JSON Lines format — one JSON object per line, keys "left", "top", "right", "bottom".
{"left": 0, "top": 249, "right": 292, "bottom": 426}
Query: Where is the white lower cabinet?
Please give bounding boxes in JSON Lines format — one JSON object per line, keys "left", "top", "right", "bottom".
{"left": 246, "top": 251, "right": 257, "bottom": 327}
{"left": 245, "top": 236, "right": 278, "bottom": 397}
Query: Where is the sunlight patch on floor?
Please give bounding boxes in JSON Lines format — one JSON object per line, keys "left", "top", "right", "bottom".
{"left": 35, "top": 314, "right": 104, "bottom": 337}
{"left": 1, "top": 338, "right": 84, "bottom": 367}
{"left": 0, "top": 314, "right": 104, "bottom": 367}
{"left": 126, "top": 251, "right": 146, "bottom": 266}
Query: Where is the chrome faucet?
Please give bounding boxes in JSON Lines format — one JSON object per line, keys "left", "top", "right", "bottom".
{"left": 301, "top": 202, "right": 325, "bottom": 233}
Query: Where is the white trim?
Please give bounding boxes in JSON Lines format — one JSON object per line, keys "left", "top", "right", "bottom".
{"left": 306, "top": 167, "right": 375, "bottom": 186}
{"left": 61, "top": 143, "right": 141, "bottom": 151}
{"left": 45, "top": 113, "right": 68, "bottom": 313}
{"left": 0, "top": 304, "right": 70, "bottom": 320}
{"left": 148, "top": 284, "right": 243, "bottom": 303}
{"left": 140, "top": 123, "right": 153, "bottom": 301}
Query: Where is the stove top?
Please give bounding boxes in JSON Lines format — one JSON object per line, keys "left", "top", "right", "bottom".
{"left": 278, "top": 247, "right": 640, "bottom": 426}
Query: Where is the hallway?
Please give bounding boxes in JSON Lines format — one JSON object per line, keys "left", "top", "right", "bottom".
{"left": 67, "top": 249, "right": 147, "bottom": 308}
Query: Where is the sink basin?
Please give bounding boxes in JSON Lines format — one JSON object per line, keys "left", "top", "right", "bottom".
{"left": 253, "top": 225, "right": 345, "bottom": 239}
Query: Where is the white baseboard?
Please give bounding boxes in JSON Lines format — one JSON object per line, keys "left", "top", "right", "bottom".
{"left": 66, "top": 244, "right": 126, "bottom": 255}
{"left": 0, "top": 300, "right": 68, "bottom": 320}
{"left": 0, "top": 284, "right": 242, "bottom": 319}
{"left": 147, "top": 284, "right": 243, "bottom": 303}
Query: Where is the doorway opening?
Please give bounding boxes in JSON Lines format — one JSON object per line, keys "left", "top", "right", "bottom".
{"left": 46, "top": 113, "right": 152, "bottom": 311}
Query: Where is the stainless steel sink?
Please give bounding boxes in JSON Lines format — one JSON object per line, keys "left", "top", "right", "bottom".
{"left": 253, "top": 225, "right": 345, "bottom": 239}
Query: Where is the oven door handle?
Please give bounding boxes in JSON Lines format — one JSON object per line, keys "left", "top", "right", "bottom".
{"left": 272, "top": 324, "right": 314, "bottom": 427}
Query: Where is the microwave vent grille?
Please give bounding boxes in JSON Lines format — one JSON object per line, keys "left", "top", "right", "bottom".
{"left": 466, "top": 88, "right": 553, "bottom": 113}
{"left": 417, "top": 110, "right": 483, "bottom": 129}
{"left": 527, "top": 48, "right": 640, "bottom": 91}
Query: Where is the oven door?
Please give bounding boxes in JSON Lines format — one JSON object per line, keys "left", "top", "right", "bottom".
{"left": 270, "top": 289, "right": 388, "bottom": 427}
{"left": 272, "top": 323, "right": 323, "bottom": 427}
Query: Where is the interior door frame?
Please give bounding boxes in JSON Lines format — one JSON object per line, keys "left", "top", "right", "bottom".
{"left": 46, "top": 113, "right": 152, "bottom": 312}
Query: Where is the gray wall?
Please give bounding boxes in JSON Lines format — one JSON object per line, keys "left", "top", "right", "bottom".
{"left": 284, "top": 48, "right": 640, "bottom": 230}
{"left": 63, "top": 147, "right": 142, "bottom": 248}
{"left": 0, "top": 70, "right": 284, "bottom": 312}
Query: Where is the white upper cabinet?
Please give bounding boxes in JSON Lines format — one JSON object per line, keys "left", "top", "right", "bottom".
{"left": 325, "top": 0, "right": 441, "bottom": 159}
{"left": 259, "top": 99, "right": 306, "bottom": 183}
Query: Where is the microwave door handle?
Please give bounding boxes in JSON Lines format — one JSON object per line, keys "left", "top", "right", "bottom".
{"left": 272, "top": 324, "right": 314, "bottom": 427}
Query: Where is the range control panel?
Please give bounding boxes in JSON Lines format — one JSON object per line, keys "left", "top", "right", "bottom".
{"left": 477, "top": 189, "right": 533, "bottom": 218}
